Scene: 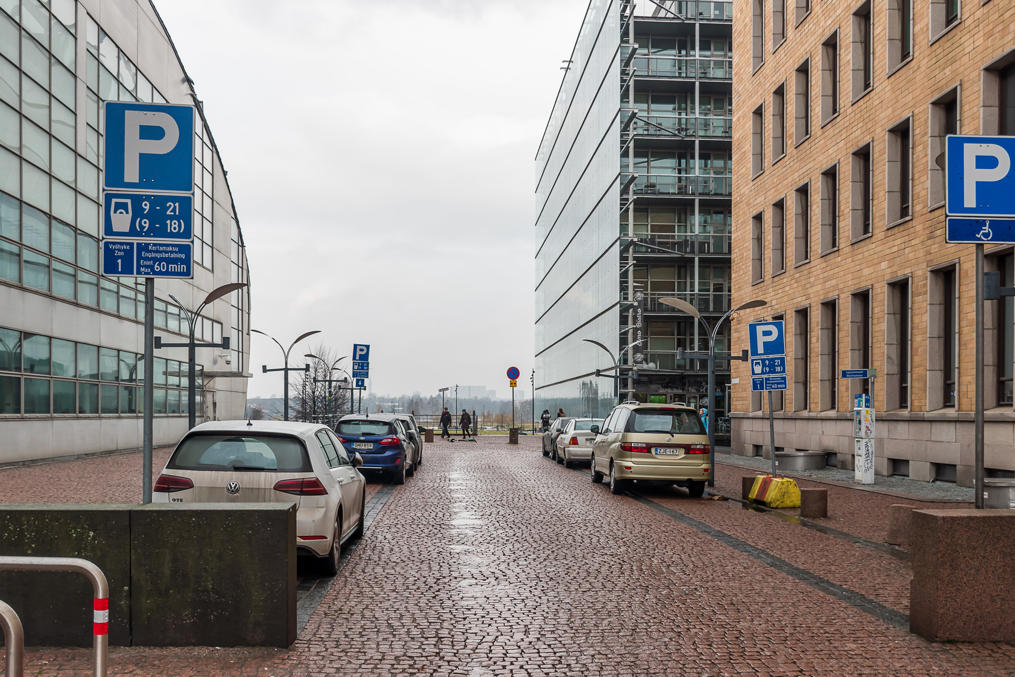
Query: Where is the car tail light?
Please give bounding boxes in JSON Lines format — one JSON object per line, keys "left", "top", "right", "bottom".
{"left": 335, "top": 436, "right": 346, "bottom": 443}
{"left": 273, "top": 477, "right": 328, "bottom": 496}
{"left": 568, "top": 436, "right": 578, "bottom": 445}
{"left": 153, "top": 474, "right": 193, "bottom": 493}
{"left": 298, "top": 535, "right": 327, "bottom": 540}
{"left": 687, "top": 445, "right": 709, "bottom": 454}
{"left": 620, "top": 442, "right": 650, "bottom": 453}
{"left": 379, "top": 436, "right": 400, "bottom": 446}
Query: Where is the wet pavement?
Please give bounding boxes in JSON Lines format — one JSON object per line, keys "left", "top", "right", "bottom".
{"left": 3, "top": 437, "right": 1014, "bottom": 675}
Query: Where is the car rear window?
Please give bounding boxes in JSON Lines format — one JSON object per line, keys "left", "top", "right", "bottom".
{"left": 337, "top": 420, "right": 394, "bottom": 436}
{"left": 627, "top": 409, "right": 704, "bottom": 435}
{"left": 574, "top": 419, "right": 603, "bottom": 431}
{"left": 168, "top": 434, "right": 311, "bottom": 472}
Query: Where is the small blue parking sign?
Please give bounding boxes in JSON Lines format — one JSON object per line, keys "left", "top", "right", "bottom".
{"left": 748, "top": 321, "right": 785, "bottom": 358}
{"left": 104, "top": 102, "right": 194, "bottom": 193}
{"left": 352, "top": 344, "right": 370, "bottom": 362}
{"left": 947, "top": 136, "right": 1015, "bottom": 218}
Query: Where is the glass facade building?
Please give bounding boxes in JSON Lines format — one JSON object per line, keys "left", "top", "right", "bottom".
{"left": 0, "top": 0, "right": 252, "bottom": 463}
{"left": 535, "top": 0, "right": 732, "bottom": 421}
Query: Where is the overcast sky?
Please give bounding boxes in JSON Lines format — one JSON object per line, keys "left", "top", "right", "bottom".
{"left": 154, "top": 0, "right": 587, "bottom": 400}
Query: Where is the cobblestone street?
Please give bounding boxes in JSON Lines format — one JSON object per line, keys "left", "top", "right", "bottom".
{"left": 4, "top": 438, "right": 1015, "bottom": 675}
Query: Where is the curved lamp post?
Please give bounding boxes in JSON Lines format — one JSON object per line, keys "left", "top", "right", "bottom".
{"left": 305, "top": 353, "right": 351, "bottom": 421}
{"left": 252, "top": 329, "right": 321, "bottom": 421}
{"left": 659, "top": 296, "right": 766, "bottom": 487}
{"left": 158, "top": 282, "right": 247, "bottom": 429}
{"left": 582, "top": 337, "right": 645, "bottom": 404}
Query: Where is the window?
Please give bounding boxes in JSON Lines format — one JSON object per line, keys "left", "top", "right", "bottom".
{"left": 752, "top": 212, "right": 764, "bottom": 283}
{"left": 821, "top": 32, "right": 839, "bottom": 123}
{"left": 795, "top": 0, "right": 810, "bottom": 24}
{"left": 851, "top": 143, "right": 872, "bottom": 239}
{"left": 771, "top": 314, "right": 785, "bottom": 411}
{"left": 794, "top": 182, "right": 810, "bottom": 264}
{"left": 772, "top": 84, "right": 785, "bottom": 160}
{"left": 1002, "top": 62, "right": 1015, "bottom": 135}
{"left": 930, "top": 0, "right": 960, "bottom": 39}
{"left": 795, "top": 60, "right": 810, "bottom": 144}
{"left": 851, "top": 1, "right": 873, "bottom": 100}
{"left": 753, "top": 0, "right": 764, "bottom": 70}
{"left": 771, "top": 198, "right": 785, "bottom": 274}
{"left": 752, "top": 103, "right": 764, "bottom": 176}
{"left": 887, "top": 0, "right": 912, "bottom": 71}
{"left": 886, "top": 278, "right": 910, "bottom": 409}
{"left": 850, "top": 289, "right": 872, "bottom": 398}
{"left": 820, "top": 299, "right": 838, "bottom": 410}
{"left": 794, "top": 307, "right": 809, "bottom": 410}
{"left": 929, "top": 266, "right": 958, "bottom": 409}
{"left": 928, "top": 87, "right": 959, "bottom": 207}
{"left": 886, "top": 117, "right": 912, "bottom": 224}
{"left": 773, "top": 0, "right": 785, "bottom": 48}
{"left": 994, "top": 253, "right": 1014, "bottom": 407}
{"left": 820, "top": 163, "right": 839, "bottom": 252}
{"left": 316, "top": 430, "right": 340, "bottom": 468}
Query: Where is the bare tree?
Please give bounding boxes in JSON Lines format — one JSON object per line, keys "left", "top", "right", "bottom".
{"left": 294, "top": 343, "right": 350, "bottom": 426}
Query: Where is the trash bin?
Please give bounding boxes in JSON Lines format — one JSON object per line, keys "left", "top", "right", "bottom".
{"left": 423, "top": 427, "right": 434, "bottom": 444}
{"left": 508, "top": 427, "right": 519, "bottom": 445}
{"left": 984, "top": 478, "right": 1015, "bottom": 509}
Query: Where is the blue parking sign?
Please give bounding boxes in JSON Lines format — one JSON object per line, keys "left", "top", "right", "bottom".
{"left": 748, "top": 321, "right": 785, "bottom": 358}
{"left": 947, "top": 135, "right": 1015, "bottom": 218}
{"left": 104, "top": 102, "right": 194, "bottom": 193}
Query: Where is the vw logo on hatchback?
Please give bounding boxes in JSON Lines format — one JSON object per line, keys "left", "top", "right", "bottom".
{"left": 225, "top": 481, "right": 240, "bottom": 495}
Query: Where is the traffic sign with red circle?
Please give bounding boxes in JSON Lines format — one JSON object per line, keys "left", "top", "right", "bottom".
{"left": 506, "top": 366, "right": 520, "bottom": 380}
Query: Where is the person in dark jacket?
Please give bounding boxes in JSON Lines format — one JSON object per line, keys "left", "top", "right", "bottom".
{"left": 556, "top": 408, "right": 566, "bottom": 418}
{"left": 540, "top": 409, "right": 551, "bottom": 431}
{"left": 459, "top": 409, "right": 472, "bottom": 439}
{"left": 439, "top": 407, "right": 452, "bottom": 439}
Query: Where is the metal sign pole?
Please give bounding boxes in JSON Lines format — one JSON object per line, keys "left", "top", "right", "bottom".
{"left": 976, "top": 243, "right": 985, "bottom": 508}
{"left": 511, "top": 387, "right": 515, "bottom": 429}
{"left": 142, "top": 277, "right": 154, "bottom": 504}
{"left": 767, "top": 390, "right": 777, "bottom": 477}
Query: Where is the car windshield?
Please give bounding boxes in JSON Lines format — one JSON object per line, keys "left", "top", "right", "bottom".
{"left": 338, "top": 420, "right": 394, "bottom": 436}
{"left": 628, "top": 410, "right": 705, "bottom": 435}
{"left": 168, "top": 434, "right": 311, "bottom": 472}
{"left": 574, "top": 419, "right": 603, "bottom": 431}
{"left": 555, "top": 418, "right": 574, "bottom": 431}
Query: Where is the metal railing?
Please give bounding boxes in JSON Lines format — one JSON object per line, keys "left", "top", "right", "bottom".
{"left": 0, "top": 600, "right": 23, "bottom": 677}
{"left": 624, "top": 291, "right": 731, "bottom": 314}
{"left": 632, "top": 173, "right": 732, "bottom": 196}
{"left": 630, "top": 233, "right": 732, "bottom": 255}
{"left": 631, "top": 114, "right": 732, "bottom": 138}
{"left": 661, "top": 0, "right": 733, "bottom": 19}
{"left": 0, "top": 557, "right": 108, "bottom": 676}
{"left": 632, "top": 56, "right": 732, "bottom": 80}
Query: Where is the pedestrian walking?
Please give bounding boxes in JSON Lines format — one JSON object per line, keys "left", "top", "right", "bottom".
{"left": 439, "top": 407, "right": 452, "bottom": 439}
{"left": 459, "top": 409, "right": 472, "bottom": 440}
{"left": 699, "top": 406, "right": 709, "bottom": 434}
{"left": 556, "top": 408, "right": 566, "bottom": 418}
{"left": 540, "top": 409, "right": 551, "bottom": 432}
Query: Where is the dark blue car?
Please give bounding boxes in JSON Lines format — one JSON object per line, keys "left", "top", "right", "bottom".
{"left": 335, "top": 414, "right": 418, "bottom": 485}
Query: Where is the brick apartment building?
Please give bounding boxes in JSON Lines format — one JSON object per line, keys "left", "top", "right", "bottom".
{"left": 730, "top": 0, "right": 1015, "bottom": 484}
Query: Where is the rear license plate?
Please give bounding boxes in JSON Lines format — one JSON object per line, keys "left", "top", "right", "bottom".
{"left": 584, "top": 438, "right": 595, "bottom": 445}
{"left": 353, "top": 442, "right": 373, "bottom": 450}
{"left": 653, "top": 447, "right": 681, "bottom": 455}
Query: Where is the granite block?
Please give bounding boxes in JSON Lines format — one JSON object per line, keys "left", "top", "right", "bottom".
{"left": 799, "top": 488, "right": 828, "bottom": 518}
{"left": 885, "top": 504, "right": 914, "bottom": 546}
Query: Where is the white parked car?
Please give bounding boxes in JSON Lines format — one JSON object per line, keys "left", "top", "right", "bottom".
{"left": 554, "top": 418, "right": 604, "bottom": 468}
{"left": 153, "top": 420, "right": 366, "bottom": 575}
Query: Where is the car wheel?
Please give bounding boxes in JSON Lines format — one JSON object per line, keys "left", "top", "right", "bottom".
{"left": 550, "top": 446, "right": 557, "bottom": 462}
{"left": 562, "top": 450, "right": 571, "bottom": 469}
{"left": 609, "top": 463, "right": 625, "bottom": 495}
{"left": 320, "top": 517, "right": 341, "bottom": 576}
{"left": 407, "top": 458, "right": 416, "bottom": 477}
{"left": 687, "top": 480, "right": 706, "bottom": 498}
{"left": 392, "top": 463, "right": 406, "bottom": 485}
{"left": 542, "top": 443, "right": 549, "bottom": 457}
{"left": 416, "top": 451, "right": 422, "bottom": 467}
{"left": 351, "top": 494, "right": 365, "bottom": 540}
{"left": 590, "top": 455, "right": 603, "bottom": 484}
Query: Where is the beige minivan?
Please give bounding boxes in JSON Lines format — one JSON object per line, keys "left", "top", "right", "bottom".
{"left": 590, "top": 402, "right": 710, "bottom": 497}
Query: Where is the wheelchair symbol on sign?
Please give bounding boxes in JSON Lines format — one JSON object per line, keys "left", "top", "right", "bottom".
{"left": 977, "top": 220, "right": 994, "bottom": 241}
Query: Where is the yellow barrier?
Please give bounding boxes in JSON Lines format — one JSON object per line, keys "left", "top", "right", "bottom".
{"left": 748, "top": 475, "right": 802, "bottom": 508}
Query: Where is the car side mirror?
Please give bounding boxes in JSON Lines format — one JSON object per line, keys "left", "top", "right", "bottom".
{"left": 352, "top": 452, "right": 364, "bottom": 468}
{"left": 590, "top": 425, "right": 600, "bottom": 435}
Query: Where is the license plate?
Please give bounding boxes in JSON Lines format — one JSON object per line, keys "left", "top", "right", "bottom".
{"left": 653, "top": 447, "right": 681, "bottom": 455}
{"left": 353, "top": 442, "right": 373, "bottom": 450}
{"left": 584, "top": 438, "right": 595, "bottom": 445}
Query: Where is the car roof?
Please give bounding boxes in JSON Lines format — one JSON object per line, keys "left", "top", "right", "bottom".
{"left": 338, "top": 413, "right": 398, "bottom": 422}
{"left": 188, "top": 419, "right": 326, "bottom": 437}
{"left": 619, "top": 402, "right": 696, "bottom": 412}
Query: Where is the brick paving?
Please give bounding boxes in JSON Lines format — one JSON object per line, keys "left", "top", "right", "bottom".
{"left": 3, "top": 437, "right": 1015, "bottom": 675}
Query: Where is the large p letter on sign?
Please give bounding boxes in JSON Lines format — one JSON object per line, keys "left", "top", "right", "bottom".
{"left": 947, "top": 136, "right": 1015, "bottom": 218}
{"left": 352, "top": 344, "right": 371, "bottom": 362}
{"left": 103, "top": 102, "right": 194, "bottom": 193}
{"left": 748, "top": 320, "right": 785, "bottom": 358}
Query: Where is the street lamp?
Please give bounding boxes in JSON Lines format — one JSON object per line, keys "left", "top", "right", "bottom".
{"left": 582, "top": 338, "right": 645, "bottom": 404}
{"left": 305, "top": 353, "right": 349, "bottom": 424}
{"left": 252, "top": 329, "right": 321, "bottom": 421}
{"left": 660, "top": 296, "right": 766, "bottom": 487}
{"left": 156, "top": 282, "right": 246, "bottom": 429}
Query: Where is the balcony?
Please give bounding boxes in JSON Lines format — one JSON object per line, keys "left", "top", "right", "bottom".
{"left": 634, "top": 1, "right": 733, "bottom": 21}
{"left": 632, "top": 56, "right": 732, "bottom": 80}
{"left": 631, "top": 232, "right": 731, "bottom": 256}
{"left": 622, "top": 291, "right": 731, "bottom": 315}
{"left": 632, "top": 173, "right": 731, "bottom": 197}
{"left": 631, "top": 114, "right": 732, "bottom": 139}
{"left": 642, "top": 351, "right": 732, "bottom": 372}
